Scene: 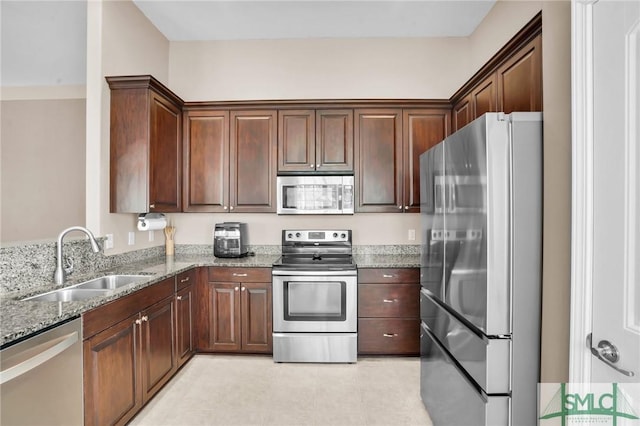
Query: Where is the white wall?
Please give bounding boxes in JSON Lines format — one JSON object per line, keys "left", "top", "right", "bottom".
{"left": 86, "top": 0, "right": 170, "bottom": 254}
{"left": 169, "top": 38, "right": 469, "bottom": 101}
{"left": 1, "top": 95, "right": 86, "bottom": 242}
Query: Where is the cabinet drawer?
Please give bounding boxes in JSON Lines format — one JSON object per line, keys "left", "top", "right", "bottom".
{"left": 177, "top": 268, "right": 196, "bottom": 291}
{"left": 358, "top": 318, "right": 419, "bottom": 355}
{"left": 208, "top": 267, "right": 271, "bottom": 283}
{"left": 358, "top": 268, "right": 419, "bottom": 284}
{"left": 358, "top": 284, "right": 419, "bottom": 318}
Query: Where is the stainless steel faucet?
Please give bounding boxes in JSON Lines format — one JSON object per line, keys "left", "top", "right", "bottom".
{"left": 54, "top": 226, "right": 101, "bottom": 285}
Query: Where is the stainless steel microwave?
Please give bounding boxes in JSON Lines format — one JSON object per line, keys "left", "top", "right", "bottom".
{"left": 276, "top": 175, "right": 354, "bottom": 214}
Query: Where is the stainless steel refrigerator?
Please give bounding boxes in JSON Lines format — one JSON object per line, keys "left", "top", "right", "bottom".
{"left": 419, "top": 112, "right": 542, "bottom": 425}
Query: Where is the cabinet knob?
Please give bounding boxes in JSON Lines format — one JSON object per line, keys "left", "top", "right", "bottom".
{"left": 230, "top": 206, "right": 234, "bottom": 210}
{"left": 135, "top": 319, "right": 142, "bottom": 325}
{"left": 223, "top": 206, "right": 228, "bottom": 210}
{"left": 180, "top": 277, "right": 190, "bottom": 283}
{"left": 397, "top": 205, "right": 402, "bottom": 209}
{"left": 176, "top": 296, "right": 183, "bottom": 301}
{"left": 141, "top": 316, "right": 148, "bottom": 322}
{"left": 404, "top": 206, "right": 409, "bottom": 210}
{"left": 150, "top": 204, "right": 155, "bottom": 209}
{"left": 309, "top": 164, "right": 314, "bottom": 168}
{"left": 383, "top": 333, "right": 398, "bottom": 338}
{"left": 234, "top": 286, "right": 239, "bottom": 291}
{"left": 241, "top": 287, "right": 246, "bottom": 291}
{"left": 316, "top": 164, "right": 320, "bottom": 168}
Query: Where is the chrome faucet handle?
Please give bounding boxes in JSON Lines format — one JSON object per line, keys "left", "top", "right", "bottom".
{"left": 64, "top": 257, "right": 74, "bottom": 275}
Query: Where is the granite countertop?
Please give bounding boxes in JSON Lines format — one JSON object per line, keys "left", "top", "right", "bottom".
{"left": 0, "top": 252, "right": 419, "bottom": 348}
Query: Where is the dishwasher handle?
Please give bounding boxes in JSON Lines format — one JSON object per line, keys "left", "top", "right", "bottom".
{"left": 0, "top": 331, "right": 79, "bottom": 385}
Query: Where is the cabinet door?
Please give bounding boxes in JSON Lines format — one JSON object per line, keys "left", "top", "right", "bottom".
{"left": 230, "top": 110, "right": 277, "bottom": 212}
{"left": 208, "top": 282, "right": 242, "bottom": 351}
{"left": 149, "top": 91, "right": 182, "bottom": 212}
{"left": 354, "top": 109, "right": 403, "bottom": 212}
{"left": 183, "top": 110, "right": 229, "bottom": 212}
{"left": 402, "top": 109, "right": 450, "bottom": 213}
{"left": 316, "top": 109, "right": 354, "bottom": 172}
{"left": 471, "top": 74, "right": 498, "bottom": 118}
{"left": 140, "top": 297, "right": 176, "bottom": 402}
{"left": 496, "top": 35, "right": 542, "bottom": 114}
{"left": 176, "top": 284, "right": 195, "bottom": 367}
{"left": 278, "top": 110, "right": 315, "bottom": 173}
{"left": 452, "top": 94, "right": 472, "bottom": 133}
{"left": 241, "top": 282, "right": 272, "bottom": 353}
{"left": 84, "top": 315, "right": 140, "bottom": 426}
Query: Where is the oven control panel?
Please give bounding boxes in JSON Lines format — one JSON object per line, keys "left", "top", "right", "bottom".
{"left": 283, "top": 230, "right": 350, "bottom": 243}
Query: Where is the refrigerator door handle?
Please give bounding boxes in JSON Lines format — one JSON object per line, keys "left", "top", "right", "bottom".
{"left": 587, "top": 333, "right": 635, "bottom": 377}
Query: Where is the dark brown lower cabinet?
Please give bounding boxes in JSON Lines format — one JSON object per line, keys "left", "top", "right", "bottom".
{"left": 357, "top": 268, "right": 420, "bottom": 355}
{"left": 176, "top": 270, "right": 196, "bottom": 367}
{"left": 83, "top": 277, "right": 177, "bottom": 426}
{"left": 200, "top": 267, "right": 272, "bottom": 353}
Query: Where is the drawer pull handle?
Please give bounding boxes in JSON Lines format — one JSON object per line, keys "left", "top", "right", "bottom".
{"left": 180, "top": 277, "right": 190, "bottom": 283}
{"left": 383, "top": 333, "right": 398, "bottom": 338}
{"left": 382, "top": 274, "right": 394, "bottom": 278}
{"left": 383, "top": 298, "right": 398, "bottom": 303}
{"left": 233, "top": 273, "right": 248, "bottom": 277}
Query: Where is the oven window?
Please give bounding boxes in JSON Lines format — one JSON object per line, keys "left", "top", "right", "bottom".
{"left": 284, "top": 280, "right": 346, "bottom": 321}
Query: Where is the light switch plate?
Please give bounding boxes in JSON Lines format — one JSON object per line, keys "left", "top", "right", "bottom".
{"left": 128, "top": 232, "right": 135, "bottom": 245}
{"left": 148, "top": 231, "right": 154, "bottom": 242}
{"left": 408, "top": 229, "right": 416, "bottom": 241}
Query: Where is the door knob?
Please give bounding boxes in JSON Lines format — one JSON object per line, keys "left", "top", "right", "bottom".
{"left": 587, "top": 333, "right": 635, "bottom": 377}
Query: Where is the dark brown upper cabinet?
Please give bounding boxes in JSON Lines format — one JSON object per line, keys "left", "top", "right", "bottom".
{"left": 230, "top": 110, "right": 278, "bottom": 213}
{"left": 402, "top": 109, "right": 450, "bottom": 213}
{"left": 354, "top": 108, "right": 450, "bottom": 213}
{"left": 354, "top": 109, "right": 403, "bottom": 213}
{"left": 107, "top": 75, "right": 183, "bottom": 213}
{"left": 278, "top": 109, "right": 353, "bottom": 173}
{"left": 182, "top": 110, "right": 230, "bottom": 213}
{"left": 496, "top": 35, "right": 542, "bottom": 114}
{"left": 450, "top": 13, "right": 542, "bottom": 132}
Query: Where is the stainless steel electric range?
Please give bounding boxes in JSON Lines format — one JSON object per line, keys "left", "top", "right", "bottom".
{"left": 272, "top": 229, "right": 357, "bottom": 363}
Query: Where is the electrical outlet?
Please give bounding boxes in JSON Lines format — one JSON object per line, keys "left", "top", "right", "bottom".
{"left": 128, "top": 232, "right": 135, "bottom": 245}
{"left": 105, "top": 234, "right": 114, "bottom": 250}
{"left": 148, "top": 230, "right": 154, "bottom": 242}
{"left": 408, "top": 229, "right": 416, "bottom": 241}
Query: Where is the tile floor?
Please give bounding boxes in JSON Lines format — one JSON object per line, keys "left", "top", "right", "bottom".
{"left": 130, "top": 354, "right": 433, "bottom": 426}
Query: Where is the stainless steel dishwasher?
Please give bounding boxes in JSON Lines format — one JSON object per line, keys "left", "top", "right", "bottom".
{"left": 1, "top": 317, "right": 83, "bottom": 425}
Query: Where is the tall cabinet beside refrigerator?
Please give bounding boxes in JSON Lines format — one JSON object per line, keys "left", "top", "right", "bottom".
{"left": 419, "top": 112, "right": 542, "bottom": 425}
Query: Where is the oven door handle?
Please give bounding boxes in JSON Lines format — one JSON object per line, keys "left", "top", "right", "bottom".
{"left": 272, "top": 269, "right": 357, "bottom": 276}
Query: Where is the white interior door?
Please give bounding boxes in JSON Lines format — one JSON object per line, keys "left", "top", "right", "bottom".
{"left": 571, "top": 0, "right": 640, "bottom": 387}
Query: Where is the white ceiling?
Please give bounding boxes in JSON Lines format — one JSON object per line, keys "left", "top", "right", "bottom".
{"left": 0, "top": 0, "right": 496, "bottom": 87}
{"left": 133, "top": 1, "right": 496, "bottom": 41}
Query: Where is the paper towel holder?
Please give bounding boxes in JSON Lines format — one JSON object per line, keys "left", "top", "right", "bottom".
{"left": 138, "top": 212, "right": 166, "bottom": 223}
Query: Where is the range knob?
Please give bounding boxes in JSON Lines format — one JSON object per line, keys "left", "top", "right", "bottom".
{"left": 287, "top": 233, "right": 293, "bottom": 239}
{"left": 341, "top": 233, "right": 346, "bottom": 239}
{"left": 333, "top": 232, "right": 338, "bottom": 238}
{"left": 295, "top": 232, "right": 301, "bottom": 238}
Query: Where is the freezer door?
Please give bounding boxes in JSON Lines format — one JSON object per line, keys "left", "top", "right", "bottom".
{"left": 420, "top": 322, "right": 510, "bottom": 426}
{"left": 421, "top": 289, "right": 510, "bottom": 394}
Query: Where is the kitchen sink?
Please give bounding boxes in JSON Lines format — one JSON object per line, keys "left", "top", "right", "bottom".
{"left": 21, "top": 274, "right": 150, "bottom": 302}
{"left": 73, "top": 274, "right": 148, "bottom": 290}
{"left": 22, "top": 288, "right": 111, "bottom": 302}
